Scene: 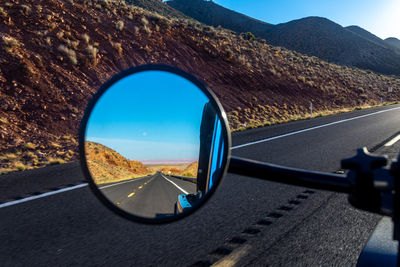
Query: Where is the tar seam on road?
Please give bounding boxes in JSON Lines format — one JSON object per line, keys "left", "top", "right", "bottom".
{"left": 190, "top": 190, "right": 316, "bottom": 266}
{"left": 231, "top": 106, "right": 400, "bottom": 150}
{"left": 0, "top": 183, "right": 88, "bottom": 209}
{"left": 161, "top": 174, "right": 189, "bottom": 194}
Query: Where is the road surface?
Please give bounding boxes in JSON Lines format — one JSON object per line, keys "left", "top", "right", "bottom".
{"left": 1, "top": 104, "right": 400, "bottom": 266}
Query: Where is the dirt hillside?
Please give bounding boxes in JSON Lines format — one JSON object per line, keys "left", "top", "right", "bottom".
{"left": 0, "top": 0, "right": 399, "bottom": 174}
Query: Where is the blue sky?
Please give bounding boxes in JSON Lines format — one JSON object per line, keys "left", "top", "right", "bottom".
{"left": 86, "top": 71, "right": 209, "bottom": 162}
{"left": 212, "top": 0, "right": 400, "bottom": 40}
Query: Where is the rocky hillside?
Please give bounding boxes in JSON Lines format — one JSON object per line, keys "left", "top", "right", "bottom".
{"left": 168, "top": 0, "right": 400, "bottom": 76}
{"left": 159, "top": 162, "right": 198, "bottom": 177}
{"left": 0, "top": 0, "right": 399, "bottom": 174}
{"left": 85, "top": 141, "right": 150, "bottom": 184}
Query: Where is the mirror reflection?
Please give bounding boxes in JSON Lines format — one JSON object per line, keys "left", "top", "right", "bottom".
{"left": 84, "top": 70, "right": 226, "bottom": 219}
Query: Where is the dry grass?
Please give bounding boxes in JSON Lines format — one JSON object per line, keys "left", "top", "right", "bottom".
{"left": 23, "top": 142, "right": 37, "bottom": 150}
{"left": 228, "top": 102, "right": 399, "bottom": 131}
{"left": 47, "top": 157, "right": 66, "bottom": 165}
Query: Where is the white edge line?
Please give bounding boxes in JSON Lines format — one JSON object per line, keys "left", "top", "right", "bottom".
{"left": 161, "top": 174, "right": 189, "bottom": 194}
{"left": 99, "top": 176, "right": 149, "bottom": 189}
{"left": 3, "top": 107, "right": 399, "bottom": 208}
{"left": 384, "top": 134, "right": 400, "bottom": 147}
{"left": 0, "top": 183, "right": 88, "bottom": 209}
{"left": 232, "top": 106, "right": 400, "bottom": 150}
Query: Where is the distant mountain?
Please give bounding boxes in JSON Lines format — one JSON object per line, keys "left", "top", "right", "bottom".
{"left": 385, "top": 37, "right": 400, "bottom": 52}
{"left": 125, "top": 0, "right": 188, "bottom": 19}
{"left": 345, "top": 25, "right": 390, "bottom": 49}
{"left": 167, "top": 0, "right": 400, "bottom": 76}
{"left": 166, "top": 0, "right": 274, "bottom": 36}
{"left": 265, "top": 17, "right": 400, "bottom": 75}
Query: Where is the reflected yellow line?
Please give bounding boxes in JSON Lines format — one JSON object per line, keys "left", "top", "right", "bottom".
{"left": 126, "top": 176, "right": 155, "bottom": 198}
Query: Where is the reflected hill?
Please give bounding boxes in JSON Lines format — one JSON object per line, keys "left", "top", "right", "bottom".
{"left": 148, "top": 162, "right": 198, "bottom": 178}
{"left": 85, "top": 141, "right": 151, "bottom": 184}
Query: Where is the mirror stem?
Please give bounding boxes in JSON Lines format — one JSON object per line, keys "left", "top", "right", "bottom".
{"left": 228, "top": 156, "right": 351, "bottom": 193}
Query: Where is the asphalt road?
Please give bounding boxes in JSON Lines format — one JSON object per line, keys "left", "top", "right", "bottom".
{"left": 99, "top": 173, "right": 196, "bottom": 218}
{"left": 1, "top": 104, "right": 400, "bottom": 266}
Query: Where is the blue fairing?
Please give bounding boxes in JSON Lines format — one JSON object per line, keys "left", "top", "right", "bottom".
{"left": 209, "top": 117, "right": 224, "bottom": 190}
{"left": 178, "top": 194, "right": 192, "bottom": 210}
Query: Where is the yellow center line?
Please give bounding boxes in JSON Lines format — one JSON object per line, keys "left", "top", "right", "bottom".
{"left": 126, "top": 176, "right": 155, "bottom": 198}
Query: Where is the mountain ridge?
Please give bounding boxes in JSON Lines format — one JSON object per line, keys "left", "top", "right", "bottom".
{"left": 167, "top": 0, "right": 400, "bottom": 76}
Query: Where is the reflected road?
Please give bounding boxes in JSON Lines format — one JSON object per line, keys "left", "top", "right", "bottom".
{"left": 100, "top": 172, "right": 197, "bottom": 218}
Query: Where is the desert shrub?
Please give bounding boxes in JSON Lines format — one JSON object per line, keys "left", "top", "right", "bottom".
{"left": 70, "top": 40, "right": 80, "bottom": 49}
{"left": 356, "top": 87, "right": 365, "bottom": 94}
{"left": 45, "top": 37, "right": 52, "bottom": 46}
{"left": 240, "top": 32, "right": 255, "bottom": 41}
{"left": 0, "top": 7, "right": 7, "bottom": 17}
{"left": 35, "top": 5, "right": 43, "bottom": 13}
{"left": 24, "top": 142, "right": 37, "bottom": 150}
{"left": 141, "top": 16, "right": 149, "bottom": 26}
{"left": 224, "top": 48, "right": 233, "bottom": 59}
{"left": 2, "top": 36, "right": 20, "bottom": 52}
{"left": 14, "top": 162, "right": 27, "bottom": 171}
{"left": 115, "top": 20, "right": 124, "bottom": 31}
{"left": 111, "top": 41, "right": 123, "bottom": 55}
{"left": 81, "top": 33, "right": 90, "bottom": 43}
{"left": 20, "top": 4, "right": 31, "bottom": 15}
{"left": 86, "top": 45, "right": 98, "bottom": 64}
{"left": 47, "top": 157, "right": 65, "bottom": 165}
{"left": 56, "top": 31, "right": 64, "bottom": 39}
{"left": 58, "top": 45, "right": 77, "bottom": 65}
{"left": 141, "top": 16, "right": 151, "bottom": 34}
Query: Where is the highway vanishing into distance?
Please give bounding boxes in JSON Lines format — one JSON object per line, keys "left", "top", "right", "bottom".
{"left": 99, "top": 173, "right": 196, "bottom": 218}
{"left": 1, "top": 104, "right": 400, "bottom": 266}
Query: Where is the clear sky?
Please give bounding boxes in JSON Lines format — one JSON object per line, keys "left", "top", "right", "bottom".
{"left": 213, "top": 0, "right": 400, "bottom": 40}
{"left": 86, "top": 70, "right": 209, "bottom": 162}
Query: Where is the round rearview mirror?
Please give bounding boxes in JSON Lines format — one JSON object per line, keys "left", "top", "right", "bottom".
{"left": 79, "top": 64, "right": 231, "bottom": 224}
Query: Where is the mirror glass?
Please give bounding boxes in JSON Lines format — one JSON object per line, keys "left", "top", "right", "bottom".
{"left": 81, "top": 67, "right": 229, "bottom": 222}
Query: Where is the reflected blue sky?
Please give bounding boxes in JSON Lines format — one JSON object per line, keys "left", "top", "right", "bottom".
{"left": 86, "top": 71, "right": 209, "bottom": 162}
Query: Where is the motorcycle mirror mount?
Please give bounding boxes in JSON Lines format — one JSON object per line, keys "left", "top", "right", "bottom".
{"left": 79, "top": 64, "right": 397, "bottom": 229}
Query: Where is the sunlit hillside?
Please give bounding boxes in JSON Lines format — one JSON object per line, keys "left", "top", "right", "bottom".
{"left": 0, "top": 0, "right": 399, "bottom": 174}
{"left": 85, "top": 141, "right": 150, "bottom": 184}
